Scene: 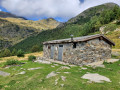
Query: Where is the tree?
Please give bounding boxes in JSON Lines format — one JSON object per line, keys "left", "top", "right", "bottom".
{"left": 31, "top": 45, "right": 40, "bottom": 52}
{"left": 3, "top": 49, "right": 11, "bottom": 57}
{"left": 12, "top": 48, "right": 17, "bottom": 56}
{"left": 17, "top": 49, "right": 24, "bottom": 57}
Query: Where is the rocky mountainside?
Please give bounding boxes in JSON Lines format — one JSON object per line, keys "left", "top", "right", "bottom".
{"left": 0, "top": 12, "right": 61, "bottom": 50}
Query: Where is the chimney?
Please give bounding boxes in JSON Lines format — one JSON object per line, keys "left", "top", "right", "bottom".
{"left": 70, "top": 34, "right": 74, "bottom": 42}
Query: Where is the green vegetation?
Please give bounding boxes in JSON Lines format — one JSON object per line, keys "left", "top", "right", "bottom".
{"left": 31, "top": 45, "right": 40, "bottom": 52}
{"left": 17, "top": 49, "right": 25, "bottom": 57}
{"left": 2, "top": 49, "right": 11, "bottom": 57}
{"left": 4, "top": 59, "right": 21, "bottom": 66}
{"left": 0, "top": 59, "right": 120, "bottom": 90}
{"left": 10, "top": 5, "right": 120, "bottom": 52}
{"left": 28, "top": 55, "right": 36, "bottom": 61}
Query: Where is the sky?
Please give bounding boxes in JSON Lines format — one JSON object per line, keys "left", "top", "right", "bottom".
{"left": 0, "top": 0, "right": 120, "bottom": 22}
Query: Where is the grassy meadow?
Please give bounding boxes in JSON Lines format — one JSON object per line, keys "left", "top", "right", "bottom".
{"left": 0, "top": 51, "right": 120, "bottom": 90}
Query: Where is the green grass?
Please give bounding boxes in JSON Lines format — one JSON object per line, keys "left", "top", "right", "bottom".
{"left": 0, "top": 60, "right": 120, "bottom": 90}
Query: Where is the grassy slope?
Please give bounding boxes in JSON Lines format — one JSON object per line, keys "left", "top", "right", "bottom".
{"left": 0, "top": 59, "right": 120, "bottom": 90}
{"left": 4, "top": 18, "right": 61, "bottom": 32}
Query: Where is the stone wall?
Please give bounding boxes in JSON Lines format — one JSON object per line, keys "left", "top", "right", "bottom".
{"left": 43, "top": 38, "right": 112, "bottom": 65}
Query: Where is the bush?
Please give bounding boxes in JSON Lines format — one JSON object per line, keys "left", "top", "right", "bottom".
{"left": 4, "top": 60, "right": 21, "bottom": 66}
{"left": 3, "top": 49, "right": 11, "bottom": 57}
{"left": 17, "top": 49, "right": 24, "bottom": 57}
{"left": 28, "top": 55, "right": 36, "bottom": 61}
{"left": 31, "top": 45, "right": 40, "bottom": 52}
{"left": 12, "top": 48, "right": 17, "bottom": 56}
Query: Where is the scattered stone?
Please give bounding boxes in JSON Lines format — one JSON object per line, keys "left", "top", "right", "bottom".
{"left": 64, "top": 72, "right": 70, "bottom": 74}
{"left": 57, "top": 66, "right": 70, "bottom": 71}
{"left": 106, "top": 59, "right": 119, "bottom": 63}
{"left": 61, "top": 84, "right": 64, "bottom": 87}
{"left": 0, "top": 71, "right": 10, "bottom": 77}
{"left": 69, "top": 65, "right": 76, "bottom": 67}
{"left": 54, "top": 64, "right": 59, "bottom": 66}
{"left": 46, "top": 71, "right": 57, "bottom": 78}
{"left": 17, "top": 71, "right": 26, "bottom": 75}
{"left": 35, "top": 60, "right": 51, "bottom": 64}
{"left": 87, "top": 61, "right": 104, "bottom": 68}
{"left": 55, "top": 78, "right": 59, "bottom": 85}
{"left": 61, "top": 76, "right": 66, "bottom": 81}
{"left": 56, "top": 72, "right": 61, "bottom": 74}
{"left": 81, "top": 67, "right": 87, "bottom": 70}
{"left": 51, "top": 65, "right": 55, "bottom": 68}
{"left": 28, "top": 67, "right": 41, "bottom": 70}
{"left": 81, "top": 73, "right": 111, "bottom": 83}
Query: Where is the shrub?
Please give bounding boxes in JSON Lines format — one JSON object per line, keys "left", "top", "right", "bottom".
{"left": 17, "top": 49, "right": 24, "bottom": 57}
{"left": 12, "top": 48, "right": 17, "bottom": 56}
{"left": 3, "top": 49, "right": 11, "bottom": 57}
{"left": 28, "top": 55, "right": 36, "bottom": 61}
{"left": 4, "top": 60, "right": 21, "bottom": 66}
{"left": 31, "top": 45, "right": 40, "bottom": 52}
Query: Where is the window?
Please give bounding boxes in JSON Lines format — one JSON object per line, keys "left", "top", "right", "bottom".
{"left": 59, "top": 45, "right": 63, "bottom": 47}
{"left": 48, "top": 45, "right": 51, "bottom": 49}
{"left": 73, "top": 43, "right": 77, "bottom": 48}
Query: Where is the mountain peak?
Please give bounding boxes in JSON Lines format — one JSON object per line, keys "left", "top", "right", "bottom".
{"left": 0, "top": 11, "right": 26, "bottom": 20}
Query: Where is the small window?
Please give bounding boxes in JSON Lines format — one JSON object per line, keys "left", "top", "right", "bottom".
{"left": 59, "top": 45, "right": 63, "bottom": 47}
{"left": 73, "top": 43, "right": 77, "bottom": 48}
{"left": 48, "top": 45, "right": 51, "bottom": 49}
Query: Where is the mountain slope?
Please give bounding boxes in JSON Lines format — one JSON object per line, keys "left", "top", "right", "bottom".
{"left": 0, "top": 11, "right": 26, "bottom": 19}
{"left": 10, "top": 3, "right": 120, "bottom": 52}
{"left": 0, "top": 12, "right": 61, "bottom": 50}
{"left": 67, "top": 3, "right": 118, "bottom": 25}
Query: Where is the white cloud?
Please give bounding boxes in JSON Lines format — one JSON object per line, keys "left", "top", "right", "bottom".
{"left": 0, "top": 9, "right": 2, "bottom": 11}
{"left": 0, "top": 0, "right": 120, "bottom": 21}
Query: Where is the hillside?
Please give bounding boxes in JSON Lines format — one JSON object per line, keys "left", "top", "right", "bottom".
{"left": 10, "top": 3, "right": 120, "bottom": 52}
{"left": 67, "top": 3, "right": 118, "bottom": 25}
{"left": 0, "top": 12, "right": 61, "bottom": 50}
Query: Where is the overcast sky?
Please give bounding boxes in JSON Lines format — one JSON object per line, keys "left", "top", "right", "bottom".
{"left": 0, "top": 0, "right": 120, "bottom": 22}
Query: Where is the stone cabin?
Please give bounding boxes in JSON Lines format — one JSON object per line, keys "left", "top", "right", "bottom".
{"left": 43, "top": 34, "right": 115, "bottom": 65}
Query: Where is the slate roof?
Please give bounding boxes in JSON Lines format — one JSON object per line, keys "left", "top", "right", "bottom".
{"left": 43, "top": 34, "right": 115, "bottom": 46}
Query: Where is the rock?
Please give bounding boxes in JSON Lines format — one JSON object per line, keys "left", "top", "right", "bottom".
{"left": 64, "top": 72, "right": 70, "bottom": 74}
{"left": 81, "top": 67, "right": 87, "bottom": 70}
{"left": 46, "top": 71, "right": 57, "bottom": 78}
{"left": 106, "top": 59, "right": 119, "bottom": 63}
{"left": 69, "top": 65, "right": 76, "bottom": 67}
{"left": 61, "top": 76, "right": 66, "bottom": 81}
{"left": 17, "top": 71, "right": 26, "bottom": 75}
{"left": 55, "top": 78, "right": 59, "bottom": 85}
{"left": 35, "top": 60, "right": 51, "bottom": 64}
{"left": 57, "top": 66, "right": 70, "bottom": 71}
{"left": 112, "top": 52, "right": 120, "bottom": 56}
{"left": 0, "top": 71, "right": 10, "bottom": 77}
{"left": 56, "top": 72, "right": 61, "bottom": 74}
{"left": 54, "top": 64, "right": 59, "bottom": 66}
{"left": 81, "top": 73, "right": 111, "bottom": 83}
{"left": 61, "top": 84, "right": 64, "bottom": 87}
{"left": 51, "top": 65, "right": 55, "bottom": 67}
{"left": 28, "top": 67, "right": 41, "bottom": 70}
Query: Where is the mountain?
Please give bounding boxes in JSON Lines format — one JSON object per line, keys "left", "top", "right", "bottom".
{"left": 0, "top": 11, "right": 26, "bottom": 19}
{"left": 0, "top": 12, "right": 61, "bottom": 50}
{"left": 10, "top": 3, "right": 120, "bottom": 52}
{"left": 67, "top": 3, "right": 118, "bottom": 25}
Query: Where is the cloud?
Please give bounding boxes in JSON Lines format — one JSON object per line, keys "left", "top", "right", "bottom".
{"left": 0, "top": 0, "right": 120, "bottom": 21}
{"left": 0, "top": 9, "right": 2, "bottom": 11}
